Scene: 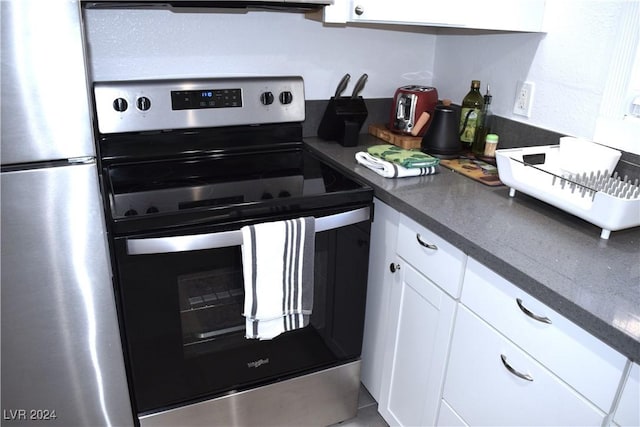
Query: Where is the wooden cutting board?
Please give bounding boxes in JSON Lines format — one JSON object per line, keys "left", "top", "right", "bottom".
{"left": 368, "top": 123, "right": 422, "bottom": 150}
{"left": 440, "top": 157, "right": 503, "bottom": 186}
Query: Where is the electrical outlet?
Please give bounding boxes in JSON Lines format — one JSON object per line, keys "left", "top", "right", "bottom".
{"left": 513, "top": 81, "right": 535, "bottom": 117}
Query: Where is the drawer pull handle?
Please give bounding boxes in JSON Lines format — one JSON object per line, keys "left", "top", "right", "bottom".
{"left": 416, "top": 234, "right": 438, "bottom": 250}
{"left": 516, "top": 298, "right": 552, "bottom": 324}
{"left": 500, "top": 354, "right": 533, "bottom": 382}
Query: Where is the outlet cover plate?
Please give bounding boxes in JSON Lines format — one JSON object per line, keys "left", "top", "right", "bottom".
{"left": 513, "top": 80, "right": 534, "bottom": 117}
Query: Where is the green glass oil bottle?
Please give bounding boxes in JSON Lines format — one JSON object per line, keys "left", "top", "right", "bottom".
{"left": 459, "top": 80, "right": 484, "bottom": 148}
{"left": 472, "top": 85, "right": 493, "bottom": 156}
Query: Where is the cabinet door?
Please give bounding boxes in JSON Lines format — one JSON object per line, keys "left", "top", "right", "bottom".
{"left": 379, "top": 263, "right": 457, "bottom": 427}
{"left": 614, "top": 362, "right": 640, "bottom": 427}
{"left": 325, "top": 0, "right": 545, "bottom": 32}
{"left": 443, "top": 306, "right": 606, "bottom": 426}
{"left": 348, "top": 0, "right": 468, "bottom": 27}
{"left": 465, "top": 0, "right": 545, "bottom": 31}
{"left": 360, "top": 198, "right": 400, "bottom": 401}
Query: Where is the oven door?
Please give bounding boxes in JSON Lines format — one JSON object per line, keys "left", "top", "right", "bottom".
{"left": 112, "top": 204, "right": 371, "bottom": 415}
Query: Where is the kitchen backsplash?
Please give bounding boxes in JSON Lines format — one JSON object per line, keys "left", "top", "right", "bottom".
{"left": 304, "top": 99, "right": 640, "bottom": 180}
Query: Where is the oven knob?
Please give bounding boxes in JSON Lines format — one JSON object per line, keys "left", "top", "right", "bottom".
{"left": 278, "top": 190, "right": 291, "bottom": 198}
{"left": 260, "top": 91, "right": 274, "bottom": 106}
{"left": 146, "top": 206, "right": 159, "bottom": 214}
{"left": 279, "top": 91, "right": 293, "bottom": 105}
{"left": 137, "top": 96, "right": 151, "bottom": 111}
{"left": 261, "top": 192, "right": 274, "bottom": 200}
{"left": 124, "top": 209, "right": 138, "bottom": 216}
{"left": 113, "top": 98, "right": 128, "bottom": 112}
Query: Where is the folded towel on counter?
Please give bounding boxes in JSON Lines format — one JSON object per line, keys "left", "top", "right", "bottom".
{"left": 367, "top": 144, "right": 440, "bottom": 168}
{"left": 241, "top": 217, "right": 315, "bottom": 340}
{"left": 356, "top": 152, "right": 438, "bottom": 178}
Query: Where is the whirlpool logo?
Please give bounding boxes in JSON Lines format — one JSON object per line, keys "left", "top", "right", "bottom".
{"left": 247, "top": 358, "right": 270, "bottom": 368}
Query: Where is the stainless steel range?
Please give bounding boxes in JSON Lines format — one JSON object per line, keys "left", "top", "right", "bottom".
{"left": 92, "top": 76, "right": 373, "bottom": 426}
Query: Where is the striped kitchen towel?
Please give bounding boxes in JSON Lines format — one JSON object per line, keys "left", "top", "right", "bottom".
{"left": 356, "top": 151, "right": 438, "bottom": 178}
{"left": 240, "top": 217, "right": 315, "bottom": 340}
{"left": 367, "top": 144, "right": 440, "bottom": 168}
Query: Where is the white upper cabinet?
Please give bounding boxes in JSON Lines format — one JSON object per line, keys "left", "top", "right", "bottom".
{"left": 349, "top": 0, "right": 468, "bottom": 27}
{"left": 324, "top": 0, "right": 546, "bottom": 32}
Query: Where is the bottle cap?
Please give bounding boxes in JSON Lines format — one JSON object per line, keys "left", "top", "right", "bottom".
{"left": 471, "top": 80, "right": 481, "bottom": 89}
{"left": 485, "top": 134, "right": 499, "bottom": 143}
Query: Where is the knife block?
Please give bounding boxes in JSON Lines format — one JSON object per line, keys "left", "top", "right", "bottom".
{"left": 317, "top": 97, "right": 368, "bottom": 147}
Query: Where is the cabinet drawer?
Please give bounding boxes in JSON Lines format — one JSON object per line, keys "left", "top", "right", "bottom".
{"left": 443, "top": 306, "right": 606, "bottom": 426}
{"left": 396, "top": 215, "right": 466, "bottom": 298}
{"left": 461, "top": 257, "right": 626, "bottom": 412}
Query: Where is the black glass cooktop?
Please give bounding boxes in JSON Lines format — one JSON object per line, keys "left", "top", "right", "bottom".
{"left": 99, "top": 123, "right": 371, "bottom": 235}
{"left": 105, "top": 147, "right": 371, "bottom": 235}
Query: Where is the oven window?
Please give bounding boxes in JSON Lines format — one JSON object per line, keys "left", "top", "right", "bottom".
{"left": 178, "top": 265, "right": 245, "bottom": 356}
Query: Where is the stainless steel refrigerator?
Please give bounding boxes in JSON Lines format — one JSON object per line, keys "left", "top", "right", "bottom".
{"left": 1, "top": 1, "right": 134, "bottom": 425}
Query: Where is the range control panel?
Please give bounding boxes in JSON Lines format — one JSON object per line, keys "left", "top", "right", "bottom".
{"left": 93, "top": 76, "right": 305, "bottom": 134}
{"left": 171, "top": 88, "right": 243, "bottom": 110}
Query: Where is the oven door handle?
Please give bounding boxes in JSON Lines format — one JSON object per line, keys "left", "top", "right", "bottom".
{"left": 126, "top": 206, "right": 370, "bottom": 255}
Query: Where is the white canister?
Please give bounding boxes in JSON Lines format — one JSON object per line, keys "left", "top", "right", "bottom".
{"left": 483, "top": 134, "right": 499, "bottom": 157}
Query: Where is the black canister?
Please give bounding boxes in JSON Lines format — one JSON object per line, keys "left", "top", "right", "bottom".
{"left": 421, "top": 105, "right": 462, "bottom": 159}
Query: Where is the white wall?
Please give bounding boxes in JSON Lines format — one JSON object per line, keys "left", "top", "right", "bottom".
{"left": 433, "top": 0, "right": 639, "bottom": 152}
{"left": 83, "top": 7, "right": 437, "bottom": 100}
{"left": 83, "top": 2, "right": 638, "bottom": 153}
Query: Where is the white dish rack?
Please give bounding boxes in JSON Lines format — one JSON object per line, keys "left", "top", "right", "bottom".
{"left": 495, "top": 144, "right": 640, "bottom": 239}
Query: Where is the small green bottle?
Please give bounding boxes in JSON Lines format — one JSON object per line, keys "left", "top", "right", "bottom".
{"left": 459, "top": 80, "right": 484, "bottom": 148}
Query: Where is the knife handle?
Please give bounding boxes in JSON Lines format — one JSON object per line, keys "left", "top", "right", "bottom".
{"left": 335, "top": 73, "right": 351, "bottom": 98}
{"left": 351, "top": 73, "right": 368, "bottom": 98}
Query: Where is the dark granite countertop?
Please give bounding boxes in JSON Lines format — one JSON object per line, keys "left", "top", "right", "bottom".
{"left": 305, "top": 135, "right": 640, "bottom": 362}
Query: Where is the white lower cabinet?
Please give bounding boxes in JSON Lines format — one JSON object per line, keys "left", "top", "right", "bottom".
{"left": 360, "top": 198, "right": 399, "bottom": 401}
{"left": 396, "top": 215, "right": 466, "bottom": 299}
{"left": 362, "top": 205, "right": 633, "bottom": 427}
{"left": 378, "top": 263, "right": 457, "bottom": 427}
{"left": 614, "top": 362, "right": 640, "bottom": 427}
{"left": 461, "top": 258, "right": 627, "bottom": 412}
{"left": 442, "top": 306, "right": 606, "bottom": 426}
{"left": 437, "top": 399, "right": 468, "bottom": 427}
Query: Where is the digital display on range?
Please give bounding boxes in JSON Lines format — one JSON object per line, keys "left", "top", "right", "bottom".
{"left": 171, "top": 88, "right": 242, "bottom": 110}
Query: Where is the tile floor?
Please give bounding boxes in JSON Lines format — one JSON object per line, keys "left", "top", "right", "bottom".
{"left": 329, "top": 385, "right": 389, "bottom": 427}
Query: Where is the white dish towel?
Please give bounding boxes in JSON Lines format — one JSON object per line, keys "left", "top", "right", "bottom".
{"left": 355, "top": 151, "right": 438, "bottom": 178}
{"left": 241, "top": 217, "right": 315, "bottom": 340}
